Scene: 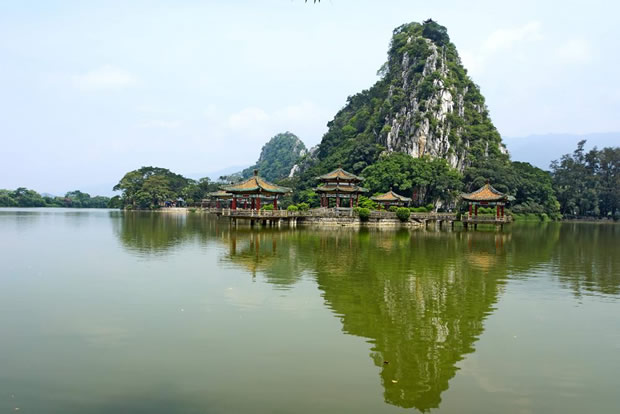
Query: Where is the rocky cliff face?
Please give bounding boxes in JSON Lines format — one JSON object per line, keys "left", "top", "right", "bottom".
{"left": 295, "top": 20, "right": 506, "bottom": 183}
{"left": 381, "top": 23, "right": 505, "bottom": 171}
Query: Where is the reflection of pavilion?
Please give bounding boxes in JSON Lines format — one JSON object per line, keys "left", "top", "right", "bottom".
{"left": 225, "top": 231, "right": 304, "bottom": 287}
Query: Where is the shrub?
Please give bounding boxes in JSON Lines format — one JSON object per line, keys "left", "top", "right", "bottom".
{"left": 388, "top": 205, "right": 399, "bottom": 212}
{"left": 357, "top": 207, "right": 371, "bottom": 222}
{"left": 411, "top": 206, "right": 428, "bottom": 213}
{"left": 396, "top": 207, "right": 411, "bottom": 222}
{"left": 188, "top": 207, "right": 197, "bottom": 213}
{"left": 262, "top": 204, "right": 274, "bottom": 211}
{"left": 297, "top": 202, "right": 309, "bottom": 211}
{"left": 357, "top": 196, "right": 377, "bottom": 210}
{"left": 287, "top": 205, "right": 299, "bottom": 212}
{"left": 124, "top": 205, "right": 133, "bottom": 210}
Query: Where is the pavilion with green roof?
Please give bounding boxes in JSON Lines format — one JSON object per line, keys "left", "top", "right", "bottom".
{"left": 371, "top": 188, "right": 412, "bottom": 208}
{"left": 315, "top": 166, "right": 367, "bottom": 208}
{"left": 461, "top": 181, "right": 509, "bottom": 219}
{"left": 203, "top": 190, "right": 233, "bottom": 209}
{"left": 221, "top": 169, "right": 292, "bottom": 210}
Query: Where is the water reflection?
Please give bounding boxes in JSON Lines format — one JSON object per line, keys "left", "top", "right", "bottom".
{"left": 111, "top": 213, "right": 620, "bottom": 411}
{"left": 551, "top": 223, "right": 620, "bottom": 297}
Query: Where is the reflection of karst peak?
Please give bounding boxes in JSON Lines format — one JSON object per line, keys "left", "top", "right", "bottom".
{"left": 111, "top": 215, "right": 619, "bottom": 411}
{"left": 312, "top": 233, "right": 506, "bottom": 411}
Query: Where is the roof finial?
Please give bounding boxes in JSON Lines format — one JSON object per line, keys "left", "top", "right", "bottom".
{"left": 253, "top": 169, "right": 258, "bottom": 176}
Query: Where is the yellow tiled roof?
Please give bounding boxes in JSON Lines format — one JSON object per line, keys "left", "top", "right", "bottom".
{"left": 371, "top": 189, "right": 412, "bottom": 202}
{"left": 316, "top": 167, "right": 363, "bottom": 182}
{"left": 222, "top": 171, "right": 292, "bottom": 194}
{"left": 315, "top": 184, "right": 367, "bottom": 193}
{"left": 206, "top": 191, "right": 233, "bottom": 198}
{"left": 461, "top": 183, "right": 507, "bottom": 202}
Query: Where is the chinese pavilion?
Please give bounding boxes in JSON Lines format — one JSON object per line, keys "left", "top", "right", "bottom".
{"left": 204, "top": 190, "right": 232, "bottom": 209}
{"left": 371, "top": 188, "right": 412, "bottom": 208}
{"left": 221, "top": 170, "right": 292, "bottom": 210}
{"left": 315, "top": 167, "right": 367, "bottom": 208}
{"left": 461, "top": 181, "right": 508, "bottom": 219}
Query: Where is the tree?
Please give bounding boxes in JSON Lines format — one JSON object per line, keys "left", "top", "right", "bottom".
{"left": 551, "top": 141, "right": 619, "bottom": 218}
{"left": 113, "top": 166, "right": 190, "bottom": 208}
{"left": 361, "top": 153, "right": 462, "bottom": 208}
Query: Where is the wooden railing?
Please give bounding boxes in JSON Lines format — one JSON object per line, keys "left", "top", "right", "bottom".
{"left": 461, "top": 215, "right": 512, "bottom": 223}
{"left": 205, "top": 207, "right": 510, "bottom": 223}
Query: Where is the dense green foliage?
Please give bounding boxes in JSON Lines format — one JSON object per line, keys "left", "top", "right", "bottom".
{"left": 357, "top": 207, "right": 371, "bottom": 222}
{"left": 362, "top": 153, "right": 463, "bottom": 208}
{"left": 551, "top": 141, "right": 619, "bottom": 219}
{"left": 396, "top": 207, "right": 411, "bottom": 222}
{"left": 0, "top": 188, "right": 110, "bottom": 208}
{"left": 462, "top": 156, "right": 562, "bottom": 219}
{"left": 113, "top": 166, "right": 221, "bottom": 209}
{"left": 241, "top": 132, "right": 306, "bottom": 182}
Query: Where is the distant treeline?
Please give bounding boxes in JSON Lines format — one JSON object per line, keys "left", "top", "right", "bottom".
{"left": 551, "top": 141, "right": 619, "bottom": 219}
{"left": 0, "top": 189, "right": 110, "bottom": 208}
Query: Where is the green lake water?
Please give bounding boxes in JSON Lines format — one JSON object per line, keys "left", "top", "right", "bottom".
{"left": 1, "top": 208, "right": 619, "bottom": 413}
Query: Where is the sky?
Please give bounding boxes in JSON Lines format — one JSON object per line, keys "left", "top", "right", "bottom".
{"left": 1, "top": 0, "right": 619, "bottom": 195}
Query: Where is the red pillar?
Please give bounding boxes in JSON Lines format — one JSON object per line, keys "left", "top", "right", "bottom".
{"left": 475, "top": 205, "right": 478, "bottom": 217}
{"left": 350, "top": 196, "right": 353, "bottom": 208}
{"left": 273, "top": 197, "right": 277, "bottom": 210}
{"left": 216, "top": 200, "right": 220, "bottom": 209}
{"left": 356, "top": 194, "right": 359, "bottom": 206}
{"left": 496, "top": 205, "right": 500, "bottom": 218}
{"left": 232, "top": 197, "right": 237, "bottom": 210}
{"left": 501, "top": 205, "right": 505, "bottom": 217}
{"left": 336, "top": 194, "right": 340, "bottom": 208}
{"left": 256, "top": 196, "right": 261, "bottom": 210}
{"left": 469, "top": 203, "right": 472, "bottom": 217}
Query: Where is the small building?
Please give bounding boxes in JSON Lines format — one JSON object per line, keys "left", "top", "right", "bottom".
{"left": 315, "top": 166, "right": 367, "bottom": 208}
{"left": 222, "top": 170, "right": 292, "bottom": 210}
{"left": 204, "top": 190, "right": 233, "bottom": 209}
{"left": 461, "top": 181, "right": 508, "bottom": 218}
{"left": 371, "top": 188, "right": 412, "bottom": 208}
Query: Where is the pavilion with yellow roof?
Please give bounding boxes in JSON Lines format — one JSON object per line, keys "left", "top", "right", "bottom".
{"left": 461, "top": 181, "right": 509, "bottom": 219}
{"left": 371, "top": 188, "right": 412, "bottom": 208}
{"left": 222, "top": 170, "right": 292, "bottom": 210}
{"left": 315, "top": 166, "right": 367, "bottom": 208}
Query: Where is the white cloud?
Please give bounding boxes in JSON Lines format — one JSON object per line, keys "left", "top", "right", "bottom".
{"left": 204, "top": 104, "right": 218, "bottom": 120}
{"left": 227, "top": 107, "right": 270, "bottom": 130}
{"left": 138, "top": 120, "right": 181, "bottom": 128}
{"left": 73, "top": 65, "right": 137, "bottom": 90}
{"left": 556, "top": 38, "right": 591, "bottom": 64}
{"left": 484, "top": 21, "right": 542, "bottom": 52}
{"left": 462, "top": 21, "right": 543, "bottom": 76}
{"left": 226, "top": 101, "right": 327, "bottom": 135}
{"left": 273, "top": 101, "right": 324, "bottom": 123}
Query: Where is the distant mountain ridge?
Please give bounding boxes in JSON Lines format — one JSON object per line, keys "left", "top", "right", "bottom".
{"left": 504, "top": 132, "right": 620, "bottom": 170}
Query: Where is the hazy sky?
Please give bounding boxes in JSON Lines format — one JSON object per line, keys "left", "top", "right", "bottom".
{"left": 1, "top": 0, "right": 619, "bottom": 195}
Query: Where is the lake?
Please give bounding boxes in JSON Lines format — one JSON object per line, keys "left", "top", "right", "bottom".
{"left": 1, "top": 208, "right": 619, "bottom": 413}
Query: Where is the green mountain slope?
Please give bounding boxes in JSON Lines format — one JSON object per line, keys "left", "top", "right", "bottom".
{"left": 242, "top": 132, "right": 307, "bottom": 182}
{"left": 295, "top": 19, "right": 506, "bottom": 188}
